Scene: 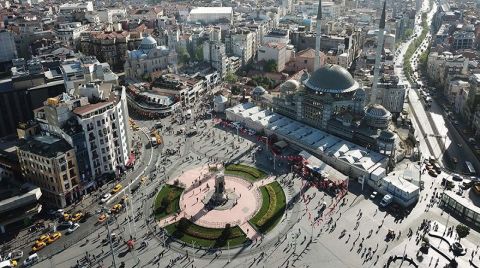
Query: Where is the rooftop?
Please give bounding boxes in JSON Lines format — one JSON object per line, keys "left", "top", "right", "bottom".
{"left": 18, "top": 135, "right": 73, "bottom": 158}
{"left": 189, "top": 7, "right": 233, "bottom": 14}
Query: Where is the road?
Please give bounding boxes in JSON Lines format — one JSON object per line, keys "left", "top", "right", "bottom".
{"left": 393, "top": 0, "right": 480, "bottom": 174}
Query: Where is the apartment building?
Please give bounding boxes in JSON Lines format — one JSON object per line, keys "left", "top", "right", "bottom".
{"left": 18, "top": 135, "right": 80, "bottom": 208}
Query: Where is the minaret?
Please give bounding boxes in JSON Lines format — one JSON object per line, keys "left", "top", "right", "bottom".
{"left": 314, "top": 0, "right": 322, "bottom": 71}
{"left": 369, "top": 1, "right": 386, "bottom": 105}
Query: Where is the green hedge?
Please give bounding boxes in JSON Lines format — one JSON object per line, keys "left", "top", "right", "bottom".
{"left": 154, "top": 185, "right": 183, "bottom": 220}
{"left": 249, "top": 181, "right": 286, "bottom": 233}
{"left": 224, "top": 164, "right": 266, "bottom": 182}
{"left": 165, "top": 218, "right": 249, "bottom": 248}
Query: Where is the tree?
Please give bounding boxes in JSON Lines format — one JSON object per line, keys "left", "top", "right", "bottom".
{"left": 225, "top": 72, "right": 238, "bottom": 83}
{"left": 455, "top": 224, "right": 470, "bottom": 241}
{"left": 176, "top": 46, "right": 190, "bottom": 64}
{"left": 231, "top": 86, "right": 241, "bottom": 95}
{"left": 264, "top": 59, "right": 278, "bottom": 72}
{"left": 404, "top": 29, "right": 414, "bottom": 39}
{"left": 194, "top": 46, "right": 204, "bottom": 61}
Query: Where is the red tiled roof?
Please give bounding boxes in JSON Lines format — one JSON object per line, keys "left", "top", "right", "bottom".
{"left": 73, "top": 101, "right": 112, "bottom": 116}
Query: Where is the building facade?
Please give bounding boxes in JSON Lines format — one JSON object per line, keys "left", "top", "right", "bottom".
{"left": 17, "top": 135, "right": 80, "bottom": 208}
{"left": 258, "top": 42, "right": 287, "bottom": 72}
{"left": 80, "top": 31, "right": 143, "bottom": 71}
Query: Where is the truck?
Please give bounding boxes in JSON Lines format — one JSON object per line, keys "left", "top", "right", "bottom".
{"left": 379, "top": 194, "right": 393, "bottom": 207}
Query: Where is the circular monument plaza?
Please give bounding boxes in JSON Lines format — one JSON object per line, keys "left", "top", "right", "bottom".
{"left": 153, "top": 163, "right": 286, "bottom": 249}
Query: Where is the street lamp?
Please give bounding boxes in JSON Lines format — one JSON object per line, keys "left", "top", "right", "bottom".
{"left": 101, "top": 207, "right": 117, "bottom": 268}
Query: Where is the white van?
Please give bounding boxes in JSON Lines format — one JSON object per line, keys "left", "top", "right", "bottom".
{"left": 380, "top": 194, "right": 393, "bottom": 207}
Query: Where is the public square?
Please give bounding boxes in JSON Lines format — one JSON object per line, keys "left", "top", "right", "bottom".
{"left": 20, "top": 103, "right": 479, "bottom": 268}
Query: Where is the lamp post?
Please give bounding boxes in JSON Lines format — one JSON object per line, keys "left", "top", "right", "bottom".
{"left": 102, "top": 207, "right": 117, "bottom": 268}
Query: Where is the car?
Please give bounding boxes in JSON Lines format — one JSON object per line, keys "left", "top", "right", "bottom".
{"left": 58, "top": 221, "right": 73, "bottom": 229}
{"left": 31, "top": 242, "right": 46, "bottom": 252}
{"left": 2, "top": 250, "right": 23, "bottom": 262}
{"left": 428, "top": 170, "right": 438, "bottom": 177}
{"left": 452, "top": 174, "right": 463, "bottom": 182}
{"left": 47, "top": 232, "right": 61, "bottom": 244}
{"left": 370, "top": 191, "right": 378, "bottom": 199}
{"left": 98, "top": 214, "right": 107, "bottom": 223}
{"left": 110, "top": 204, "right": 122, "bottom": 214}
{"left": 111, "top": 184, "right": 123, "bottom": 194}
{"left": 70, "top": 212, "right": 83, "bottom": 222}
{"left": 22, "top": 254, "right": 39, "bottom": 267}
{"left": 63, "top": 213, "right": 70, "bottom": 221}
{"left": 67, "top": 223, "right": 80, "bottom": 234}
{"left": 100, "top": 193, "right": 111, "bottom": 203}
{"left": 35, "top": 235, "right": 49, "bottom": 245}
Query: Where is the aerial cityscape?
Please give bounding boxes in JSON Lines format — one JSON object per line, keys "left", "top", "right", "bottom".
{"left": 0, "top": 0, "right": 479, "bottom": 267}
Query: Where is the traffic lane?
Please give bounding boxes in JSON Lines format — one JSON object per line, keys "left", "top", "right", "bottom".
{"left": 429, "top": 96, "right": 480, "bottom": 169}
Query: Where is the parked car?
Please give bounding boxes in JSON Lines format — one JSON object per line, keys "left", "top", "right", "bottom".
{"left": 58, "top": 221, "right": 73, "bottom": 229}
{"left": 428, "top": 170, "right": 438, "bottom": 177}
{"left": 22, "top": 254, "right": 39, "bottom": 267}
{"left": 67, "top": 223, "right": 80, "bottom": 234}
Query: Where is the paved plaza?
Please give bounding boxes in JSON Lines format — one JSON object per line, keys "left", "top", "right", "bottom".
{"left": 23, "top": 111, "right": 480, "bottom": 268}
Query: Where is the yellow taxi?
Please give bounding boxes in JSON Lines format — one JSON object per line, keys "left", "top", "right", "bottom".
{"left": 63, "top": 213, "right": 70, "bottom": 221}
{"left": 47, "top": 232, "right": 61, "bottom": 244}
{"left": 71, "top": 212, "right": 83, "bottom": 222}
{"left": 35, "top": 234, "right": 49, "bottom": 245}
{"left": 111, "top": 184, "right": 123, "bottom": 194}
{"left": 140, "top": 176, "right": 147, "bottom": 184}
{"left": 32, "top": 241, "right": 46, "bottom": 252}
{"left": 98, "top": 213, "right": 107, "bottom": 223}
{"left": 110, "top": 204, "right": 122, "bottom": 214}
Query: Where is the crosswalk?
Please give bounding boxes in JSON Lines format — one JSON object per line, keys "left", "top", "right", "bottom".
{"left": 138, "top": 126, "right": 149, "bottom": 133}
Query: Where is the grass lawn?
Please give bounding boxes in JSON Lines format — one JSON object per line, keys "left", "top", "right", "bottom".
{"left": 165, "top": 218, "right": 249, "bottom": 248}
{"left": 224, "top": 164, "right": 267, "bottom": 182}
{"left": 249, "top": 181, "right": 286, "bottom": 233}
{"left": 153, "top": 185, "right": 184, "bottom": 220}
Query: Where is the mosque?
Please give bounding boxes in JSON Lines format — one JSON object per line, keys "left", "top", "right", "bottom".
{"left": 272, "top": 0, "right": 397, "bottom": 155}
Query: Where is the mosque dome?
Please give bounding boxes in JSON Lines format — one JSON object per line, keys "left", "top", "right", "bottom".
{"left": 303, "top": 64, "right": 359, "bottom": 93}
{"left": 139, "top": 35, "right": 158, "bottom": 51}
{"left": 280, "top": 79, "right": 300, "bottom": 93}
{"left": 378, "top": 130, "right": 396, "bottom": 142}
{"left": 364, "top": 104, "right": 392, "bottom": 129}
{"left": 252, "top": 86, "right": 267, "bottom": 95}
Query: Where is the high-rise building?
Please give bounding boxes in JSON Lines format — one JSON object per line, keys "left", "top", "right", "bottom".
{"left": 0, "top": 30, "right": 17, "bottom": 71}
{"left": 34, "top": 84, "right": 131, "bottom": 191}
